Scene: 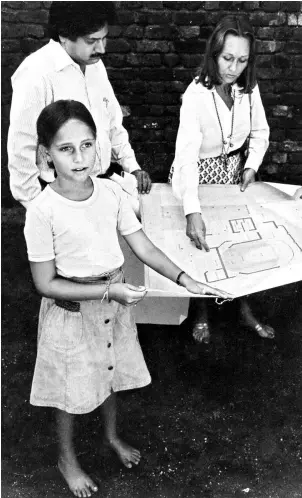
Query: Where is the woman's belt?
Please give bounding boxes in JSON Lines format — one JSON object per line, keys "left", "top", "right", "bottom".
{"left": 55, "top": 266, "right": 122, "bottom": 312}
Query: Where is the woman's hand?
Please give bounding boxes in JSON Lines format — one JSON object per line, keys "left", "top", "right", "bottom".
{"left": 131, "top": 169, "right": 152, "bottom": 194}
{"left": 180, "top": 274, "right": 233, "bottom": 298}
{"left": 293, "top": 187, "right": 302, "bottom": 200}
{"left": 186, "top": 213, "right": 210, "bottom": 252}
{"left": 109, "top": 283, "right": 147, "bottom": 306}
{"left": 240, "top": 168, "right": 256, "bottom": 192}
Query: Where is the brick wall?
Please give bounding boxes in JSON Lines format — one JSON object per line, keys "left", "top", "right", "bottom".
{"left": 2, "top": 1, "right": 302, "bottom": 207}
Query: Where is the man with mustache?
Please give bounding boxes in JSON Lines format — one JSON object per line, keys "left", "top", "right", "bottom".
{"left": 8, "top": 1, "right": 152, "bottom": 209}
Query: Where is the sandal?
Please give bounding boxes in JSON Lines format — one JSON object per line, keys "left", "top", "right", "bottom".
{"left": 253, "top": 323, "right": 275, "bottom": 339}
{"left": 192, "top": 322, "right": 211, "bottom": 344}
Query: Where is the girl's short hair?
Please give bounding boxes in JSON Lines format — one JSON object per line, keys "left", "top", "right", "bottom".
{"left": 48, "top": 1, "right": 116, "bottom": 41}
{"left": 37, "top": 100, "right": 97, "bottom": 148}
{"left": 196, "top": 15, "right": 256, "bottom": 93}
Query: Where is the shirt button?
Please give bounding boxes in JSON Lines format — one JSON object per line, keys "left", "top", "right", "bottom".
{"left": 108, "top": 366, "right": 113, "bottom": 370}
{"left": 105, "top": 319, "right": 110, "bottom": 324}
{"left": 107, "top": 342, "right": 111, "bottom": 348}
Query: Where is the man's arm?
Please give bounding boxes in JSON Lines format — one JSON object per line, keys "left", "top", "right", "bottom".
{"left": 7, "top": 74, "right": 47, "bottom": 208}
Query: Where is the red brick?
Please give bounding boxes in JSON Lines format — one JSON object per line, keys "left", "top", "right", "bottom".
{"left": 126, "top": 53, "right": 162, "bottom": 67}
{"left": 274, "top": 27, "right": 294, "bottom": 40}
{"left": 17, "top": 9, "right": 48, "bottom": 24}
{"left": 293, "top": 29, "right": 302, "bottom": 41}
{"left": 124, "top": 25, "right": 144, "bottom": 39}
{"left": 286, "top": 129, "right": 302, "bottom": 141}
{"left": 256, "top": 67, "right": 284, "bottom": 79}
{"left": 117, "top": 11, "right": 138, "bottom": 25}
{"left": 288, "top": 153, "right": 302, "bottom": 163}
{"left": 104, "top": 54, "right": 126, "bottom": 68}
{"left": 261, "top": 1, "right": 281, "bottom": 12}
{"left": 8, "top": 1, "right": 38, "bottom": 9}
{"left": 272, "top": 153, "right": 287, "bottom": 164}
{"left": 2, "top": 24, "right": 44, "bottom": 39}
{"left": 145, "top": 12, "right": 172, "bottom": 24}
{"left": 136, "top": 40, "right": 170, "bottom": 53}
{"left": 106, "top": 39, "right": 131, "bottom": 53}
{"left": 282, "top": 1, "right": 302, "bottom": 12}
{"left": 173, "top": 12, "right": 207, "bottom": 25}
{"left": 164, "top": 53, "right": 180, "bottom": 68}
{"left": 273, "top": 55, "right": 291, "bottom": 69}
{"left": 167, "top": 80, "right": 187, "bottom": 93}
{"left": 178, "top": 26, "right": 200, "bottom": 39}
{"left": 1, "top": 7, "right": 19, "bottom": 23}
{"left": 140, "top": 68, "right": 174, "bottom": 81}
{"left": 143, "top": 1, "right": 163, "bottom": 9}
{"left": 1, "top": 39, "right": 20, "bottom": 52}
{"left": 181, "top": 54, "right": 203, "bottom": 68}
{"left": 243, "top": 2, "right": 260, "bottom": 10}
{"left": 174, "top": 39, "right": 207, "bottom": 54}
{"left": 148, "top": 82, "right": 166, "bottom": 93}
{"left": 250, "top": 12, "right": 286, "bottom": 26}
{"left": 286, "top": 41, "right": 302, "bottom": 53}
{"left": 270, "top": 129, "right": 286, "bottom": 141}
{"left": 257, "top": 27, "right": 275, "bottom": 39}
{"left": 145, "top": 25, "right": 177, "bottom": 39}
{"left": 204, "top": 1, "right": 220, "bottom": 9}
{"left": 280, "top": 141, "right": 302, "bottom": 152}
{"left": 120, "top": 2, "right": 143, "bottom": 9}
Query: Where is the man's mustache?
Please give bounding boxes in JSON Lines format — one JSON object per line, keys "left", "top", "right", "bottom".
{"left": 90, "top": 53, "right": 102, "bottom": 58}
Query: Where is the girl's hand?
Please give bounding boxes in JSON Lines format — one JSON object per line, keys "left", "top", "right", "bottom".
{"left": 186, "top": 213, "right": 210, "bottom": 252}
{"left": 182, "top": 275, "right": 233, "bottom": 298}
{"left": 240, "top": 168, "right": 256, "bottom": 192}
{"left": 109, "top": 283, "right": 147, "bottom": 306}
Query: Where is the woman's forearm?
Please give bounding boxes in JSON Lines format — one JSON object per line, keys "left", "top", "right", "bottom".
{"left": 34, "top": 275, "right": 108, "bottom": 301}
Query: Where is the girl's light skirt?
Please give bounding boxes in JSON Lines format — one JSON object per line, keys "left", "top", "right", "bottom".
{"left": 30, "top": 268, "right": 151, "bottom": 414}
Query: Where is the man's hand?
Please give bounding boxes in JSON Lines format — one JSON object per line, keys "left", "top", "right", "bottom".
{"left": 186, "top": 213, "right": 210, "bottom": 252}
{"left": 131, "top": 169, "right": 152, "bottom": 194}
{"left": 240, "top": 168, "right": 256, "bottom": 192}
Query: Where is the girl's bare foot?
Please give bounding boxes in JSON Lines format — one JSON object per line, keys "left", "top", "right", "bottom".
{"left": 58, "top": 456, "right": 98, "bottom": 497}
{"left": 105, "top": 436, "right": 141, "bottom": 468}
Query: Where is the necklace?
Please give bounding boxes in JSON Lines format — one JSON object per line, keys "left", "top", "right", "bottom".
{"left": 212, "top": 91, "right": 235, "bottom": 167}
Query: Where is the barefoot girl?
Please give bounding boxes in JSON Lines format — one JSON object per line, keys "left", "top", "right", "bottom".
{"left": 24, "top": 100, "right": 230, "bottom": 497}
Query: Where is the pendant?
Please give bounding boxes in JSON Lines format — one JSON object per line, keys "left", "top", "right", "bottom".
{"left": 230, "top": 143, "right": 233, "bottom": 148}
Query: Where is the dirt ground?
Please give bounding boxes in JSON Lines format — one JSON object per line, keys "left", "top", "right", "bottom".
{"left": 2, "top": 211, "right": 302, "bottom": 498}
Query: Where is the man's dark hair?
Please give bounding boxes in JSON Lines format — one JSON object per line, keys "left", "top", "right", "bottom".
{"left": 48, "top": 1, "right": 116, "bottom": 41}
{"left": 196, "top": 15, "right": 256, "bottom": 94}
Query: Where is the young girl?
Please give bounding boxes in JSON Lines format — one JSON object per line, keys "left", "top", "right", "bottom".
{"left": 24, "top": 100, "right": 230, "bottom": 498}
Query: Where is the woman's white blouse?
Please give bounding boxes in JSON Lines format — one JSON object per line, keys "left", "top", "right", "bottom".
{"left": 171, "top": 81, "right": 270, "bottom": 216}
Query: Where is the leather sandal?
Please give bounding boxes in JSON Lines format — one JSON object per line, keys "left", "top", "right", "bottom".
{"left": 253, "top": 323, "right": 275, "bottom": 339}
{"left": 192, "top": 322, "right": 211, "bottom": 344}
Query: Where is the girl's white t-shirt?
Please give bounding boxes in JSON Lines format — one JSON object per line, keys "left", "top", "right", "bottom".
{"left": 24, "top": 177, "right": 142, "bottom": 278}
